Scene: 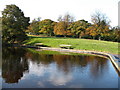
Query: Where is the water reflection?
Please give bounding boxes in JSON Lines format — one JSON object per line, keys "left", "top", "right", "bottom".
{"left": 2, "top": 47, "right": 29, "bottom": 83}
{"left": 2, "top": 47, "right": 118, "bottom": 88}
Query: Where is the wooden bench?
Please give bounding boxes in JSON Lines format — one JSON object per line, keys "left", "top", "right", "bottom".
{"left": 59, "top": 44, "right": 72, "bottom": 49}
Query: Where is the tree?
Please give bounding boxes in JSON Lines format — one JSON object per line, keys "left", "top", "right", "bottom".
{"left": 0, "top": 17, "right": 2, "bottom": 34}
{"left": 113, "top": 26, "right": 120, "bottom": 42}
{"left": 57, "top": 13, "right": 75, "bottom": 23}
{"left": 2, "top": 4, "right": 30, "bottom": 44}
{"left": 109, "top": 26, "right": 120, "bottom": 42}
{"left": 39, "top": 19, "right": 56, "bottom": 36}
{"left": 54, "top": 21, "right": 67, "bottom": 36}
{"left": 68, "top": 19, "right": 91, "bottom": 38}
{"left": 54, "top": 13, "right": 75, "bottom": 37}
{"left": 86, "top": 25, "right": 98, "bottom": 39}
{"left": 26, "top": 17, "right": 41, "bottom": 35}
{"left": 87, "top": 11, "right": 110, "bottom": 40}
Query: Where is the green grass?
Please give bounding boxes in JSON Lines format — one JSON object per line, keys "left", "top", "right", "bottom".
{"left": 24, "top": 35, "right": 119, "bottom": 54}
{"left": 27, "top": 48, "right": 96, "bottom": 56}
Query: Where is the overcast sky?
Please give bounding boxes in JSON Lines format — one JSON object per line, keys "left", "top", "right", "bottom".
{"left": 0, "top": 0, "right": 119, "bottom": 27}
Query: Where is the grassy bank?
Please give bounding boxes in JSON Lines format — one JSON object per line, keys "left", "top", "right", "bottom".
{"left": 24, "top": 35, "right": 119, "bottom": 54}
{"left": 27, "top": 48, "right": 96, "bottom": 56}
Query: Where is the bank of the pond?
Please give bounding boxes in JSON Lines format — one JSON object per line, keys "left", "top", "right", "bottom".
{"left": 40, "top": 47, "right": 120, "bottom": 74}
{"left": 24, "top": 36, "right": 118, "bottom": 54}
{"left": 22, "top": 36, "right": 119, "bottom": 72}
{"left": 21, "top": 44, "right": 120, "bottom": 73}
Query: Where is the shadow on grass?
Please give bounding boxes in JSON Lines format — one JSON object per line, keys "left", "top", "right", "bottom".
{"left": 28, "top": 36, "right": 74, "bottom": 39}
{"left": 60, "top": 47, "right": 74, "bottom": 49}
{"left": 37, "top": 45, "right": 51, "bottom": 47}
{"left": 28, "top": 36, "right": 57, "bottom": 39}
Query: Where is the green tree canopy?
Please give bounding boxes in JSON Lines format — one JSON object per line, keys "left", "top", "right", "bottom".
{"left": 2, "top": 4, "right": 30, "bottom": 44}
{"left": 39, "top": 19, "right": 56, "bottom": 36}
{"left": 68, "top": 19, "right": 91, "bottom": 38}
{"left": 109, "top": 26, "right": 120, "bottom": 42}
{"left": 26, "top": 17, "right": 41, "bottom": 35}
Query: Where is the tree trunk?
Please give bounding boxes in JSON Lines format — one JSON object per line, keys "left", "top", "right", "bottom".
{"left": 64, "top": 35, "right": 66, "bottom": 37}
{"left": 79, "top": 35, "right": 81, "bottom": 39}
{"left": 99, "top": 36, "right": 101, "bottom": 40}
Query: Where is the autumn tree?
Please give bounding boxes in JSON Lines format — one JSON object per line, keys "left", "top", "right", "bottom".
{"left": 54, "top": 13, "right": 75, "bottom": 37}
{"left": 2, "top": 4, "right": 30, "bottom": 44}
{"left": 86, "top": 11, "right": 110, "bottom": 40}
{"left": 68, "top": 19, "right": 91, "bottom": 38}
{"left": 86, "top": 25, "right": 97, "bottom": 39}
{"left": 54, "top": 21, "right": 67, "bottom": 36}
{"left": 26, "top": 17, "right": 40, "bottom": 35}
{"left": 39, "top": 19, "right": 56, "bottom": 36}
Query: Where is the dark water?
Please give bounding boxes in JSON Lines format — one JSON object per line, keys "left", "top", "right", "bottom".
{"left": 2, "top": 47, "right": 119, "bottom": 88}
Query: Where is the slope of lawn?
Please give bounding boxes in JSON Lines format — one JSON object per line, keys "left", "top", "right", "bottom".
{"left": 24, "top": 35, "right": 119, "bottom": 54}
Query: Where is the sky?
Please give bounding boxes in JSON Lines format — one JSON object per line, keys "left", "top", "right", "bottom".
{"left": 0, "top": 0, "right": 119, "bottom": 27}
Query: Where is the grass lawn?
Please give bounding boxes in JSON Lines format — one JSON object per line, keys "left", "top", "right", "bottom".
{"left": 24, "top": 35, "right": 119, "bottom": 54}
{"left": 27, "top": 48, "right": 96, "bottom": 56}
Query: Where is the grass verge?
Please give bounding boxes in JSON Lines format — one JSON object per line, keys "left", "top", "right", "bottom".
{"left": 24, "top": 35, "right": 119, "bottom": 54}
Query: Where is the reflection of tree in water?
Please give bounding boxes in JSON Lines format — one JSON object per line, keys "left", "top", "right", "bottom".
{"left": 87, "top": 56, "right": 108, "bottom": 79}
{"left": 53, "top": 54, "right": 108, "bottom": 77}
{"left": 2, "top": 47, "right": 109, "bottom": 83}
{"left": 25, "top": 51, "right": 53, "bottom": 66}
{"left": 24, "top": 51, "right": 89, "bottom": 74}
{"left": 53, "top": 55, "right": 88, "bottom": 74}
{"left": 2, "top": 47, "right": 29, "bottom": 83}
{"left": 53, "top": 55, "right": 73, "bottom": 74}
{"left": 25, "top": 50, "right": 108, "bottom": 78}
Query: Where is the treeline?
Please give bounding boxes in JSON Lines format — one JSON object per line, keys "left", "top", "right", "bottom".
{"left": 26, "top": 13, "right": 120, "bottom": 42}
{"left": 1, "top": 4, "right": 120, "bottom": 45}
{"left": 2, "top": 4, "right": 30, "bottom": 44}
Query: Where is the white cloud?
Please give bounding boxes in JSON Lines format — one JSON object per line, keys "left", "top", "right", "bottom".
{"left": 20, "top": 61, "right": 73, "bottom": 87}
{"left": 28, "top": 61, "right": 48, "bottom": 77}
{"left": 48, "top": 69, "right": 73, "bottom": 86}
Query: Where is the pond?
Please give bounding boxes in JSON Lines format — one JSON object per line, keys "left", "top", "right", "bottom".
{"left": 2, "top": 47, "right": 119, "bottom": 88}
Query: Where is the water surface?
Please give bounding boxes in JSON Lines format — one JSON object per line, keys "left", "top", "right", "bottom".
{"left": 2, "top": 47, "right": 119, "bottom": 88}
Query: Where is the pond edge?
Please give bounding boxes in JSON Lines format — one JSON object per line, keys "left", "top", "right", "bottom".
{"left": 21, "top": 45, "right": 120, "bottom": 74}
